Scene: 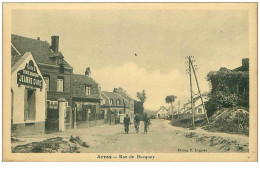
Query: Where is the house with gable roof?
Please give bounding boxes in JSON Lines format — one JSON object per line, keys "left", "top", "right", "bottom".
{"left": 71, "top": 72, "right": 102, "bottom": 128}
{"left": 11, "top": 34, "right": 102, "bottom": 132}
{"left": 113, "top": 87, "right": 135, "bottom": 122}
{"left": 181, "top": 93, "right": 208, "bottom": 115}
{"left": 11, "top": 52, "right": 47, "bottom": 136}
{"left": 100, "top": 91, "right": 126, "bottom": 124}
{"left": 156, "top": 106, "right": 169, "bottom": 119}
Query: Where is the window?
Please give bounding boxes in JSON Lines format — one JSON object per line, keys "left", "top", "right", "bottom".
{"left": 48, "top": 100, "right": 58, "bottom": 109}
{"left": 57, "top": 77, "right": 64, "bottom": 92}
{"left": 101, "top": 99, "right": 105, "bottom": 105}
{"left": 43, "top": 75, "right": 50, "bottom": 91}
{"left": 110, "top": 99, "right": 113, "bottom": 105}
{"left": 85, "top": 85, "right": 91, "bottom": 95}
{"left": 198, "top": 108, "right": 203, "bottom": 114}
{"left": 116, "top": 99, "right": 120, "bottom": 105}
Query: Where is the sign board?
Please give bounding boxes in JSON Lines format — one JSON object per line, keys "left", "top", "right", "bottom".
{"left": 17, "top": 60, "right": 43, "bottom": 89}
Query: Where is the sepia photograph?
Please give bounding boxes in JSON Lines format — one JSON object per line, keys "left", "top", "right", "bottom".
{"left": 2, "top": 2, "right": 258, "bottom": 161}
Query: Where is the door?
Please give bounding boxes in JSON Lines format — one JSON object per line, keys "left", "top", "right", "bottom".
{"left": 24, "top": 89, "right": 36, "bottom": 121}
{"left": 45, "top": 101, "right": 59, "bottom": 132}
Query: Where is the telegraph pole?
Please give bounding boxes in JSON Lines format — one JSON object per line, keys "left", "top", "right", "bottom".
{"left": 188, "top": 56, "right": 195, "bottom": 127}
{"left": 177, "top": 100, "right": 180, "bottom": 120}
{"left": 190, "top": 59, "right": 209, "bottom": 124}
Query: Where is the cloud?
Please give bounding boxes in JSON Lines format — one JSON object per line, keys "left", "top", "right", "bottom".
{"left": 91, "top": 62, "right": 201, "bottom": 111}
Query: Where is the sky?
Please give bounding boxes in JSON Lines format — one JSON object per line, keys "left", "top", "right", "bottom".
{"left": 12, "top": 9, "right": 249, "bottom": 111}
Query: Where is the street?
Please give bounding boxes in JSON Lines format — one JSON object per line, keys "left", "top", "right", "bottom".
{"left": 12, "top": 119, "right": 249, "bottom": 153}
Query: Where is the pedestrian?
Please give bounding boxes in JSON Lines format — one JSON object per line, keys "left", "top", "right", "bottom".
{"left": 123, "top": 114, "right": 131, "bottom": 134}
{"left": 143, "top": 113, "right": 150, "bottom": 133}
{"left": 134, "top": 114, "right": 140, "bottom": 133}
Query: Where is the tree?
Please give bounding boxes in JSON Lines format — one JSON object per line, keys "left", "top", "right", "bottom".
{"left": 165, "top": 95, "right": 177, "bottom": 120}
{"left": 134, "top": 100, "right": 143, "bottom": 114}
{"left": 136, "top": 90, "right": 146, "bottom": 114}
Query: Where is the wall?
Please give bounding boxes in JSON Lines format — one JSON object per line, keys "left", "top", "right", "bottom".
{"left": 11, "top": 53, "right": 46, "bottom": 135}
{"left": 38, "top": 64, "right": 73, "bottom": 106}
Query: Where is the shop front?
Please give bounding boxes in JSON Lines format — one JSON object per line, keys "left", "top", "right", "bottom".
{"left": 11, "top": 52, "right": 46, "bottom": 136}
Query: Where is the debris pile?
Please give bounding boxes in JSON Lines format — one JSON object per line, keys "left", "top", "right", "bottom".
{"left": 203, "top": 107, "right": 249, "bottom": 136}
{"left": 184, "top": 132, "right": 248, "bottom": 152}
{"left": 12, "top": 136, "right": 90, "bottom": 153}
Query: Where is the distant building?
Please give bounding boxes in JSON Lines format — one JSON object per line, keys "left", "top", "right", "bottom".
{"left": 113, "top": 87, "right": 135, "bottom": 122}
{"left": 101, "top": 91, "right": 126, "bottom": 124}
{"left": 181, "top": 93, "right": 208, "bottom": 115}
{"left": 156, "top": 106, "right": 168, "bottom": 119}
{"left": 11, "top": 52, "right": 47, "bottom": 136}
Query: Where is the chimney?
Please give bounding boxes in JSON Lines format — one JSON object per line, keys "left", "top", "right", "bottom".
{"left": 37, "top": 37, "right": 40, "bottom": 40}
{"left": 85, "top": 67, "right": 91, "bottom": 76}
{"left": 113, "top": 88, "right": 118, "bottom": 93}
{"left": 51, "top": 36, "right": 59, "bottom": 52}
{"left": 242, "top": 58, "right": 249, "bottom": 71}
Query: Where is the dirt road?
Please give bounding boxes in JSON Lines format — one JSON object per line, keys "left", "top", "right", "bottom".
{"left": 12, "top": 119, "right": 249, "bottom": 153}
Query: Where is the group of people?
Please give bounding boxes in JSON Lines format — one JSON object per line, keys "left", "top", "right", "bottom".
{"left": 123, "top": 113, "right": 151, "bottom": 134}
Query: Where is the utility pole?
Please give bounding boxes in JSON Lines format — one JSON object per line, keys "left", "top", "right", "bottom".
{"left": 190, "top": 59, "right": 210, "bottom": 124}
{"left": 177, "top": 100, "right": 180, "bottom": 120}
{"left": 188, "top": 56, "right": 195, "bottom": 127}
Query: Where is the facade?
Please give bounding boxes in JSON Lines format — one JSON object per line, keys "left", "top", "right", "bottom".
{"left": 12, "top": 34, "right": 73, "bottom": 131}
{"left": 113, "top": 87, "right": 135, "bottom": 122}
{"left": 72, "top": 73, "right": 102, "bottom": 128}
{"left": 157, "top": 106, "right": 168, "bottom": 119}
{"left": 182, "top": 94, "right": 208, "bottom": 115}
{"left": 11, "top": 52, "right": 47, "bottom": 136}
{"left": 11, "top": 34, "right": 102, "bottom": 132}
{"left": 101, "top": 91, "right": 126, "bottom": 124}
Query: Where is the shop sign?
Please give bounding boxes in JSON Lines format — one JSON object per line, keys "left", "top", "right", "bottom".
{"left": 17, "top": 60, "right": 43, "bottom": 89}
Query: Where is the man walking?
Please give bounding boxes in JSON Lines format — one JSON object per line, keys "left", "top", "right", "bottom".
{"left": 134, "top": 114, "right": 140, "bottom": 133}
{"left": 143, "top": 113, "right": 150, "bottom": 133}
{"left": 123, "top": 114, "right": 131, "bottom": 134}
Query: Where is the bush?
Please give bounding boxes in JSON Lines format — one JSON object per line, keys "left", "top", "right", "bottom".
{"left": 206, "top": 68, "right": 249, "bottom": 116}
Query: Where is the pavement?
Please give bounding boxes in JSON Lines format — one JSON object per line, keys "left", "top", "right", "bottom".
{"left": 12, "top": 119, "right": 249, "bottom": 153}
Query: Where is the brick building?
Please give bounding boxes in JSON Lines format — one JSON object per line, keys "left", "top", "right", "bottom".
{"left": 12, "top": 34, "right": 74, "bottom": 131}
{"left": 72, "top": 72, "right": 102, "bottom": 128}
{"left": 11, "top": 34, "right": 102, "bottom": 132}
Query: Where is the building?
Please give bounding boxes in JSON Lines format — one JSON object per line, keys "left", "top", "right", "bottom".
{"left": 11, "top": 52, "right": 47, "bottom": 136}
{"left": 113, "top": 87, "right": 135, "bottom": 122}
{"left": 101, "top": 91, "right": 126, "bottom": 124}
{"left": 11, "top": 34, "right": 102, "bottom": 132}
{"left": 71, "top": 72, "right": 102, "bottom": 128}
{"left": 181, "top": 93, "right": 208, "bottom": 115}
{"left": 12, "top": 34, "right": 73, "bottom": 131}
{"left": 156, "top": 106, "right": 168, "bottom": 119}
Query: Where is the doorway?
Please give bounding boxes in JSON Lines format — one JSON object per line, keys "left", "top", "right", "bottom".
{"left": 25, "top": 89, "right": 36, "bottom": 121}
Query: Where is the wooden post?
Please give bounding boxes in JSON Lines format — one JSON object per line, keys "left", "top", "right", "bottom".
{"left": 178, "top": 100, "right": 180, "bottom": 120}
{"left": 190, "top": 59, "right": 209, "bottom": 124}
{"left": 188, "top": 56, "right": 195, "bottom": 127}
{"left": 171, "top": 102, "right": 173, "bottom": 121}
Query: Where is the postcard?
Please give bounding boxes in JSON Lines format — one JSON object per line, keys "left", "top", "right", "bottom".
{"left": 2, "top": 2, "right": 257, "bottom": 162}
